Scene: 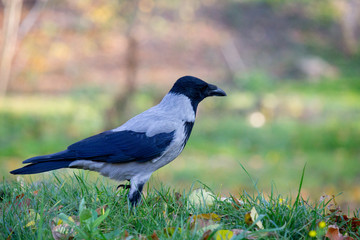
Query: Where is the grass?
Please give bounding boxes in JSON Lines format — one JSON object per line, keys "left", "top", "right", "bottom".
{"left": 1, "top": 83, "right": 360, "bottom": 211}
{"left": 1, "top": 168, "right": 359, "bottom": 239}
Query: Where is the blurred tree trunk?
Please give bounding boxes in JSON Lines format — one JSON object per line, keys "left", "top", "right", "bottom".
{"left": 338, "top": 0, "right": 360, "bottom": 55}
{"left": 0, "top": 0, "right": 23, "bottom": 98}
{"left": 104, "top": 35, "right": 138, "bottom": 129}
{"left": 104, "top": 1, "right": 140, "bottom": 129}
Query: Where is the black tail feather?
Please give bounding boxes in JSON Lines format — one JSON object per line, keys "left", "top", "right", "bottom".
{"left": 23, "top": 150, "right": 75, "bottom": 164}
{"left": 10, "top": 161, "right": 72, "bottom": 175}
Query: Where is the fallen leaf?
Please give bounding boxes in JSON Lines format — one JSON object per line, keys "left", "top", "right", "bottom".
{"left": 245, "top": 207, "right": 264, "bottom": 229}
{"left": 231, "top": 197, "right": 243, "bottom": 210}
{"left": 25, "top": 209, "right": 40, "bottom": 228}
{"left": 26, "top": 220, "right": 35, "bottom": 228}
{"left": 333, "top": 214, "right": 360, "bottom": 233}
{"left": 175, "top": 192, "right": 182, "bottom": 201}
{"left": 57, "top": 205, "right": 64, "bottom": 211}
{"left": 232, "top": 229, "right": 254, "bottom": 238}
{"left": 201, "top": 229, "right": 212, "bottom": 240}
{"left": 95, "top": 204, "right": 108, "bottom": 216}
{"left": 188, "top": 213, "right": 221, "bottom": 229}
{"left": 188, "top": 189, "right": 216, "bottom": 208}
{"left": 15, "top": 193, "right": 24, "bottom": 200}
{"left": 325, "top": 225, "right": 354, "bottom": 240}
{"left": 244, "top": 212, "right": 252, "bottom": 226}
{"left": 175, "top": 192, "right": 183, "bottom": 207}
{"left": 232, "top": 228, "right": 276, "bottom": 239}
{"left": 250, "top": 207, "right": 264, "bottom": 229}
{"left": 151, "top": 231, "right": 159, "bottom": 240}
{"left": 214, "top": 230, "right": 233, "bottom": 240}
{"left": 200, "top": 224, "right": 222, "bottom": 233}
{"left": 194, "top": 213, "right": 221, "bottom": 221}
{"left": 51, "top": 216, "right": 77, "bottom": 240}
{"left": 138, "top": 234, "right": 148, "bottom": 240}
{"left": 320, "top": 195, "right": 341, "bottom": 214}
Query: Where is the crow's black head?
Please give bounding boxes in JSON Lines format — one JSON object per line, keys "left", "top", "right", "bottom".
{"left": 169, "top": 76, "right": 226, "bottom": 112}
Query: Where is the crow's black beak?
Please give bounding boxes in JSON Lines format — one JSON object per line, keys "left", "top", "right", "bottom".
{"left": 208, "top": 84, "right": 227, "bottom": 97}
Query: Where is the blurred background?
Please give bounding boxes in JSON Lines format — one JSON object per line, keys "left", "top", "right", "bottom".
{"left": 1, "top": 0, "right": 360, "bottom": 210}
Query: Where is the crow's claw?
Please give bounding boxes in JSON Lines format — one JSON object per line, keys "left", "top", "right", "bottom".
{"left": 117, "top": 184, "right": 131, "bottom": 190}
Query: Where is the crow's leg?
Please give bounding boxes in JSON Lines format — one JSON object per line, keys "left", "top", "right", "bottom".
{"left": 128, "top": 173, "right": 152, "bottom": 206}
{"left": 128, "top": 182, "right": 144, "bottom": 206}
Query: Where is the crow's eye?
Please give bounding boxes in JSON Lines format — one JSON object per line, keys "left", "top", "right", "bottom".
{"left": 201, "top": 85, "right": 208, "bottom": 92}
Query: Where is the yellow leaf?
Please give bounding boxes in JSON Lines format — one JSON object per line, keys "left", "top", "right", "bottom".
{"left": 25, "top": 209, "right": 40, "bottom": 229}
{"left": 215, "top": 230, "right": 233, "bottom": 240}
{"left": 26, "top": 220, "right": 35, "bottom": 227}
{"left": 244, "top": 212, "right": 252, "bottom": 225}
{"left": 95, "top": 205, "right": 108, "bottom": 216}
{"left": 57, "top": 219, "right": 63, "bottom": 225}
{"left": 194, "top": 213, "right": 221, "bottom": 221}
{"left": 188, "top": 213, "right": 221, "bottom": 229}
{"left": 250, "top": 207, "right": 264, "bottom": 229}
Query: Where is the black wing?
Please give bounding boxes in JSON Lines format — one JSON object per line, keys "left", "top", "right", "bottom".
{"left": 22, "top": 130, "right": 175, "bottom": 164}
{"left": 67, "top": 130, "right": 175, "bottom": 163}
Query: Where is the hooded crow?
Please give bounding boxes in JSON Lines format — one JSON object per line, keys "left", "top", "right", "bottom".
{"left": 10, "top": 76, "right": 226, "bottom": 205}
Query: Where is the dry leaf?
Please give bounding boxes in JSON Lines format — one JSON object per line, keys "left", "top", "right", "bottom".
{"left": 137, "top": 234, "right": 147, "bottom": 240}
{"left": 25, "top": 220, "right": 35, "bottom": 228}
{"left": 50, "top": 215, "right": 78, "bottom": 240}
{"left": 333, "top": 214, "right": 360, "bottom": 233}
{"left": 175, "top": 192, "right": 183, "bottom": 207}
{"left": 326, "top": 225, "right": 342, "bottom": 240}
{"left": 232, "top": 229, "right": 254, "bottom": 238}
{"left": 232, "top": 228, "right": 276, "bottom": 239}
{"left": 51, "top": 224, "right": 75, "bottom": 240}
{"left": 245, "top": 207, "right": 264, "bottom": 229}
{"left": 95, "top": 205, "right": 108, "bottom": 216}
{"left": 201, "top": 229, "right": 212, "bottom": 240}
{"left": 250, "top": 207, "right": 264, "bottom": 229}
{"left": 25, "top": 209, "right": 40, "bottom": 228}
{"left": 244, "top": 212, "right": 252, "bottom": 226}
{"left": 231, "top": 197, "right": 243, "bottom": 210}
{"left": 320, "top": 195, "right": 341, "bottom": 213}
{"left": 175, "top": 192, "right": 182, "bottom": 201}
{"left": 188, "top": 213, "right": 221, "bottom": 229}
{"left": 325, "top": 225, "right": 354, "bottom": 240}
{"left": 151, "top": 231, "right": 159, "bottom": 240}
